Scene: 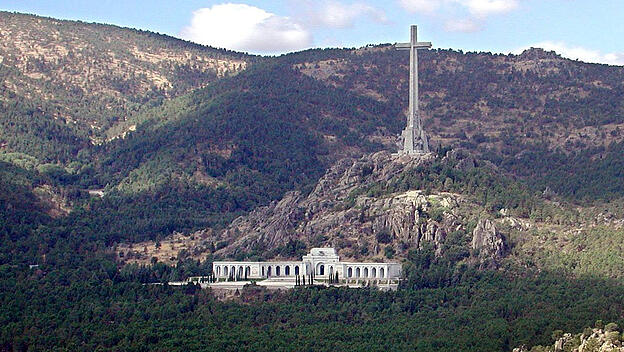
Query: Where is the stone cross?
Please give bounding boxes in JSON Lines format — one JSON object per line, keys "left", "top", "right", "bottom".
{"left": 396, "top": 25, "right": 431, "bottom": 154}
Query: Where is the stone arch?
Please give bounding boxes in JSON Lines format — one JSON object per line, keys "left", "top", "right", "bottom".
{"left": 348, "top": 267, "right": 353, "bottom": 278}
{"left": 380, "top": 267, "right": 385, "bottom": 278}
{"left": 329, "top": 266, "right": 334, "bottom": 275}
{"left": 276, "top": 266, "right": 281, "bottom": 276}
{"left": 245, "top": 266, "right": 251, "bottom": 278}
{"left": 267, "top": 266, "right": 272, "bottom": 277}
{"left": 238, "top": 266, "right": 243, "bottom": 278}
{"left": 372, "top": 268, "right": 377, "bottom": 278}
{"left": 364, "top": 267, "right": 369, "bottom": 278}
{"left": 316, "top": 263, "right": 325, "bottom": 276}
{"left": 285, "top": 266, "right": 291, "bottom": 276}
{"left": 262, "top": 266, "right": 265, "bottom": 277}
{"left": 216, "top": 266, "right": 221, "bottom": 276}
{"left": 224, "top": 266, "right": 229, "bottom": 276}
{"left": 355, "top": 267, "right": 361, "bottom": 278}
{"left": 295, "top": 266, "right": 300, "bottom": 275}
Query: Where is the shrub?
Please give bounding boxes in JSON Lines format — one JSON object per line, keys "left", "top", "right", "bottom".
{"left": 376, "top": 231, "right": 392, "bottom": 244}
{"left": 605, "top": 322, "right": 619, "bottom": 332}
{"left": 429, "top": 206, "right": 445, "bottom": 222}
{"left": 311, "top": 234, "right": 328, "bottom": 247}
{"left": 584, "top": 338, "right": 600, "bottom": 352}
{"left": 215, "top": 241, "right": 229, "bottom": 250}
{"left": 384, "top": 246, "right": 395, "bottom": 259}
{"left": 551, "top": 330, "right": 563, "bottom": 341}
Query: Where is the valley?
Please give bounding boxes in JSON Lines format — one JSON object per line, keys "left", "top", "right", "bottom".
{"left": 1, "top": 11, "right": 624, "bottom": 352}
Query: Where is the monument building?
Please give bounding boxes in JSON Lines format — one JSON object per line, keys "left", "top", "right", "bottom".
{"left": 212, "top": 248, "right": 402, "bottom": 283}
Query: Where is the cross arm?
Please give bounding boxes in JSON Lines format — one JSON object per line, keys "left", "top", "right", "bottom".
{"left": 395, "top": 42, "right": 432, "bottom": 50}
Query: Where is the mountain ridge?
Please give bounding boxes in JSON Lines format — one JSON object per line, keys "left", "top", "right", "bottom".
{"left": 3, "top": 11, "right": 624, "bottom": 251}
{"left": 0, "top": 11, "right": 251, "bottom": 158}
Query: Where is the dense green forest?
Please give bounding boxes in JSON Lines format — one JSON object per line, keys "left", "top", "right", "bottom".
{"left": 2, "top": 221, "right": 624, "bottom": 351}
{"left": 2, "top": 151, "right": 624, "bottom": 351}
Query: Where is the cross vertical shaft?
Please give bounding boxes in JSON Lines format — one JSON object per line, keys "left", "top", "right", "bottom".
{"left": 409, "top": 25, "right": 419, "bottom": 131}
{"left": 396, "top": 25, "right": 431, "bottom": 154}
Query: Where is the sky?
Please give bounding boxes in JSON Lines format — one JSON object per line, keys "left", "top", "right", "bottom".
{"left": 1, "top": 0, "right": 623, "bottom": 65}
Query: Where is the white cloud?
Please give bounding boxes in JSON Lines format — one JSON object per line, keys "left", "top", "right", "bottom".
{"left": 399, "top": 0, "right": 517, "bottom": 15}
{"left": 180, "top": 3, "right": 312, "bottom": 54}
{"left": 398, "top": 0, "right": 441, "bottom": 14}
{"left": 398, "top": 0, "right": 518, "bottom": 32}
{"left": 313, "top": 2, "right": 388, "bottom": 28}
{"left": 461, "top": 0, "right": 518, "bottom": 17}
{"left": 444, "top": 18, "right": 481, "bottom": 32}
{"left": 513, "top": 41, "right": 624, "bottom": 66}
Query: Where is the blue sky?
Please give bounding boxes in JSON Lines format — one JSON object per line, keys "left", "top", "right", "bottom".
{"left": 1, "top": 0, "right": 623, "bottom": 64}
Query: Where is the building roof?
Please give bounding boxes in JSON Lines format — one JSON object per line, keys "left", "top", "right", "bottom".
{"left": 309, "top": 248, "right": 337, "bottom": 256}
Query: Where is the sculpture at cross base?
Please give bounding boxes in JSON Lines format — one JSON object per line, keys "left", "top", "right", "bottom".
{"left": 396, "top": 25, "right": 431, "bottom": 155}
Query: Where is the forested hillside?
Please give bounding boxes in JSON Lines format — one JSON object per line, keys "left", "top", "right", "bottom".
{"left": 78, "top": 45, "right": 624, "bottom": 244}
{"left": 3, "top": 12, "right": 624, "bottom": 247}
{"left": 286, "top": 46, "right": 624, "bottom": 200}
{"left": 69, "top": 62, "right": 405, "bottom": 243}
{"left": 0, "top": 11, "right": 250, "bottom": 161}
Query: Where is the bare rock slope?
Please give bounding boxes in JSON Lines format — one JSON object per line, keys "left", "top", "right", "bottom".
{"left": 212, "top": 151, "right": 506, "bottom": 263}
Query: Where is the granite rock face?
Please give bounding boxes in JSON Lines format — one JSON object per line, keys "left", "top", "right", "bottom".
{"left": 221, "top": 192, "right": 304, "bottom": 250}
{"left": 213, "top": 151, "right": 507, "bottom": 265}
{"left": 471, "top": 218, "right": 506, "bottom": 268}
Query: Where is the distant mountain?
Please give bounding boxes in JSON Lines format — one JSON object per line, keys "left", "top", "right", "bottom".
{"left": 0, "top": 11, "right": 250, "bottom": 161}
{"left": 285, "top": 46, "right": 624, "bottom": 200}
{"left": 294, "top": 46, "right": 624, "bottom": 152}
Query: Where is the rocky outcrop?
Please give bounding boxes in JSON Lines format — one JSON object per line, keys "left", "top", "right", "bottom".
{"left": 221, "top": 192, "right": 305, "bottom": 250}
{"left": 210, "top": 150, "right": 500, "bottom": 263}
{"left": 216, "top": 151, "right": 447, "bottom": 256}
{"left": 471, "top": 218, "right": 506, "bottom": 268}
{"left": 518, "top": 47, "right": 563, "bottom": 61}
{"left": 514, "top": 325, "right": 623, "bottom": 352}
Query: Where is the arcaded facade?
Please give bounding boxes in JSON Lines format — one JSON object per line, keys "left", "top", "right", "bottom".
{"left": 213, "top": 248, "right": 402, "bottom": 281}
